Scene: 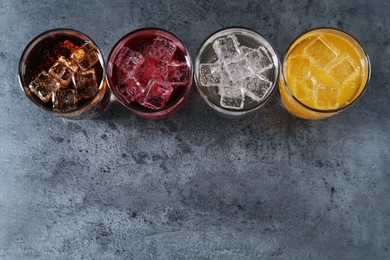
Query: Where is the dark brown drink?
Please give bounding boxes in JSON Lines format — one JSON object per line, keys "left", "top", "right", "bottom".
{"left": 19, "top": 29, "right": 110, "bottom": 119}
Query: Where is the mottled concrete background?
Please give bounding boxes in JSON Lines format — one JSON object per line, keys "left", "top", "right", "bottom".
{"left": 0, "top": 0, "right": 389, "bottom": 259}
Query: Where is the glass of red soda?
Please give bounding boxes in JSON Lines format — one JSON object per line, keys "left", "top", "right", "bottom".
{"left": 107, "top": 28, "right": 193, "bottom": 119}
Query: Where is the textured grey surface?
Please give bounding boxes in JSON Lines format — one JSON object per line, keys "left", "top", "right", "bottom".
{"left": 0, "top": 0, "right": 389, "bottom": 259}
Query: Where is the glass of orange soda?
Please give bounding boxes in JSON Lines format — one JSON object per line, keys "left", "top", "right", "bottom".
{"left": 279, "top": 28, "right": 371, "bottom": 120}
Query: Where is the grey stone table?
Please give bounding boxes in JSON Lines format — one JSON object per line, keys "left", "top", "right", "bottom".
{"left": 0, "top": 0, "right": 389, "bottom": 259}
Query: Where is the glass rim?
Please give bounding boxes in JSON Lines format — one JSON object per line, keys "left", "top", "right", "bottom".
{"left": 18, "top": 28, "right": 107, "bottom": 115}
{"left": 194, "top": 26, "right": 280, "bottom": 116}
{"left": 281, "top": 27, "right": 372, "bottom": 114}
{"left": 106, "top": 27, "right": 193, "bottom": 115}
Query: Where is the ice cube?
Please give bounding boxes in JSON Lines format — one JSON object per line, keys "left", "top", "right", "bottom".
{"left": 52, "top": 88, "right": 77, "bottom": 112}
{"left": 225, "top": 58, "right": 254, "bottom": 82}
{"left": 136, "top": 57, "right": 168, "bottom": 85}
{"left": 220, "top": 82, "right": 245, "bottom": 109}
{"left": 245, "top": 74, "right": 272, "bottom": 102}
{"left": 329, "top": 56, "right": 359, "bottom": 84}
{"left": 315, "top": 85, "right": 339, "bottom": 109}
{"left": 212, "top": 35, "right": 241, "bottom": 61}
{"left": 167, "top": 62, "right": 189, "bottom": 86}
{"left": 140, "top": 80, "right": 173, "bottom": 110}
{"left": 115, "top": 77, "right": 143, "bottom": 105}
{"left": 114, "top": 47, "right": 145, "bottom": 79}
{"left": 48, "top": 56, "right": 78, "bottom": 87}
{"left": 72, "top": 69, "right": 99, "bottom": 100}
{"left": 240, "top": 46, "right": 253, "bottom": 55}
{"left": 342, "top": 75, "right": 360, "bottom": 91}
{"left": 245, "top": 47, "right": 273, "bottom": 74}
{"left": 71, "top": 41, "right": 99, "bottom": 70}
{"left": 147, "top": 36, "right": 177, "bottom": 62}
{"left": 305, "top": 37, "right": 339, "bottom": 68}
{"left": 287, "top": 56, "right": 310, "bottom": 78}
{"left": 61, "top": 40, "right": 79, "bottom": 53}
{"left": 293, "top": 77, "right": 315, "bottom": 100}
{"left": 29, "top": 71, "right": 60, "bottom": 102}
{"left": 199, "top": 62, "right": 223, "bottom": 87}
{"left": 115, "top": 48, "right": 145, "bottom": 84}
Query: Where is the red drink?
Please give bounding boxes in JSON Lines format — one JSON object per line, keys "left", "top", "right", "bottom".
{"left": 107, "top": 28, "right": 193, "bottom": 119}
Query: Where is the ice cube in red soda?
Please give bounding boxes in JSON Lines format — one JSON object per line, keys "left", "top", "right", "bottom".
{"left": 115, "top": 77, "right": 143, "bottom": 104}
{"left": 140, "top": 80, "right": 173, "bottom": 110}
{"left": 167, "top": 62, "right": 190, "bottom": 85}
{"left": 115, "top": 47, "right": 145, "bottom": 83}
{"left": 146, "top": 36, "right": 177, "bottom": 62}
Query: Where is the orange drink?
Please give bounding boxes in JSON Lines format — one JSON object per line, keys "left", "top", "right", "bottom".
{"left": 279, "top": 28, "right": 370, "bottom": 119}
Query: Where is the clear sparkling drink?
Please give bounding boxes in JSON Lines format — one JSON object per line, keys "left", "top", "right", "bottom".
{"left": 194, "top": 28, "right": 280, "bottom": 117}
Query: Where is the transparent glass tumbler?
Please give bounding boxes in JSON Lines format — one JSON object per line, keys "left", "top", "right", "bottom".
{"left": 107, "top": 28, "right": 193, "bottom": 119}
{"left": 279, "top": 28, "right": 371, "bottom": 120}
{"left": 194, "top": 27, "right": 280, "bottom": 118}
{"left": 19, "top": 28, "right": 111, "bottom": 119}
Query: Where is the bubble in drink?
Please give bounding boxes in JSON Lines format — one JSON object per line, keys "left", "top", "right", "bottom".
{"left": 71, "top": 42, "right": 99, "bottom": 71}
{"left": 29, "top": 71, "right": 60, "bottom": 102}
